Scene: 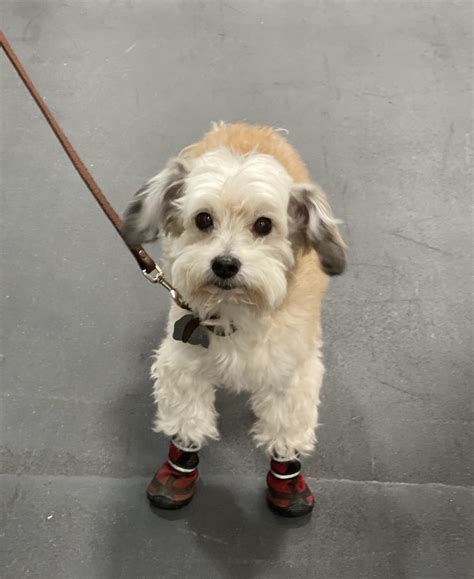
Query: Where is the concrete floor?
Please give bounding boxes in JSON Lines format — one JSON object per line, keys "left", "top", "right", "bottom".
{"left": 1, "top": 1, "right": 473, "bottom": 577}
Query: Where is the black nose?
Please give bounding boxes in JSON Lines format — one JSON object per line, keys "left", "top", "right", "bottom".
{"left": 211, "top": 255, "right": 241, "bottom": 279}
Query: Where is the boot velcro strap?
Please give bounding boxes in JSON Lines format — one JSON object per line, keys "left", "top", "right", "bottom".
{"left": 270, "top": 457, "right": 301, "bottom": 477}
{"left": 270, "top": 469, "right": 301, "bottom": 480}
{"left": 168, "top": 459, "right": 198, "bottom": 474}
{"left": 168, "top": 442, "right": 199, "bottom": 470}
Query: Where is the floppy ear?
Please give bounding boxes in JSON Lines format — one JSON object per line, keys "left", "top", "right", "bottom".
{"left": 289, "top": 183, "right": 347, "bottom": 275}
{"left": 122, "top": 157, "right": 190, "bottom": 245}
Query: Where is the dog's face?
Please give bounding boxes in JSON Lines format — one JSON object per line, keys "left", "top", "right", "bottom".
{"left": 123, "top": 149, "right": 345, "bottom": 314}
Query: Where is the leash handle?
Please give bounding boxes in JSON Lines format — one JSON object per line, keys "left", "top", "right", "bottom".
{"left": 1, "top": 31, "right": 188, "bottom": 309}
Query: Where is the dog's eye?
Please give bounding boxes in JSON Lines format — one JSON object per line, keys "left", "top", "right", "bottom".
{"left": 253, "top": 217, "right": 272, "bottom": 236}
{"left": 195, "top": 212, "right": 213, "bottom": 231}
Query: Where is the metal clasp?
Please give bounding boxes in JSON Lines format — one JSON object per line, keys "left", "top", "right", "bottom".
{"left": 142, "top": 267, "right": 163, "bottom": 284}
{"left": 142, "top": 266, "right": 189, "bottom": 310}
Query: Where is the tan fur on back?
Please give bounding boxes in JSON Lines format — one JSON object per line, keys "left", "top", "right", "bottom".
{"left": 278, "top": 250, "right": 328, "bottom": 343}
{"left": 186, "top": 122, "right": 328, "bottom": 341}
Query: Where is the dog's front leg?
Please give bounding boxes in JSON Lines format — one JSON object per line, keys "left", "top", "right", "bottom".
{"left": 146, "top": 339, "right": 219, "bottom": 509}
{"left": 250, "top": 353, "right": 324, "bottom": 516}
{"left": 150, "top": 340, "right": 219, "bottom": 449}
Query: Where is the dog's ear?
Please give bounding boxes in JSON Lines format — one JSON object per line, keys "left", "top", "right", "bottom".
{"left": 122, "top": 157, "right": 190, "bottom": 245}
{"left": 289, "top": 183, "right": 347, "bottom": 275}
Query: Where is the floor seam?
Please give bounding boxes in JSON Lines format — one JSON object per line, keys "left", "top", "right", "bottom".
{"left": 0, "top": 473, "right": 472, "bottom": 491}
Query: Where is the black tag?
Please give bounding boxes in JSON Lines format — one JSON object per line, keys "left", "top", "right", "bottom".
{"left": 173, "top": 314, "right": 210, "bottom": 349}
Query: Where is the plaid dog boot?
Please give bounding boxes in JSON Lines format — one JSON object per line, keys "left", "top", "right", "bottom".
{"left": 147, "top": 440, "right": 199, "bottom": 509}
{"left": 266, "top": 457, "right": 314, "bottom": 517}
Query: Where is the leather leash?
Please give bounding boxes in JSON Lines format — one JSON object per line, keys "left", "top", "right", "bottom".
{"left": 0, "top": 31, "right": 188, "bottom": 310}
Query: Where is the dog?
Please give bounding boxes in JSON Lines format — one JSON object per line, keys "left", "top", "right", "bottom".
{"left": 123, "top": 122, "right": 346, "bottom": 516}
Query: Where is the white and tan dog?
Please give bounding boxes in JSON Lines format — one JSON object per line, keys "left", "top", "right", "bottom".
{"left": 123, "top": 123, "right": 346, "bottom": 516}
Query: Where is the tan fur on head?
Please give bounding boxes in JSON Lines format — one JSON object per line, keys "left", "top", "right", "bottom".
{"left": 123, "top": 122, "right": 346, "bottom": 461}
{"left": 184, "top": 122, "right": 312, "bottom": 182}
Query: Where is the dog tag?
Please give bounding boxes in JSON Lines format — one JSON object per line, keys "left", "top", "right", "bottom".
{"left": 173, "top": 314, "right": 210, "bottom": 349}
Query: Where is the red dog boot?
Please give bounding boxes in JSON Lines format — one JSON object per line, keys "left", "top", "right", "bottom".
{"left": 266, "top": 456, "right": 314, "bottom": 517}
{"left": 147, "top": 440, "right": 199, "bottom": 509}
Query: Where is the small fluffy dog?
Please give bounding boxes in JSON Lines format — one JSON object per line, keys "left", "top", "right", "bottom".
{"left": 123, "top": 123, "right": 346, "bottom": 517}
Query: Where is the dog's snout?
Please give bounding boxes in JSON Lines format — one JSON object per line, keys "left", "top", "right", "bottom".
{"left": 211, "top": 255, "right": 241, "bottom": 279}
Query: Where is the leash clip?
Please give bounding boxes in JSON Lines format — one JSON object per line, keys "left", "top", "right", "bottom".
{"left": 142, "top": 267, "right": 163, "bottom": 284}
{"left": 142, "top": 267, "right": 189, "bottom": 310}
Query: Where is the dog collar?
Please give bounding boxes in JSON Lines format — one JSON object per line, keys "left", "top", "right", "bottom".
{"left": 172, "top": 314, "right": 236, "bottom": 349}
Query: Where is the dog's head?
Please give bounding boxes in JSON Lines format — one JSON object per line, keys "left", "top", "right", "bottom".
{"left": 123, "top": 149, "right": 345, "bottom": 314}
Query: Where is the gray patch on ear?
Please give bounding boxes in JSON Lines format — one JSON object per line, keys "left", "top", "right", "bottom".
{"left": 126, "top": 198, "right": 143, "bottom": 215}
{"left": 289, "top": 183, "right": 347, "bottom": 276}
{"left": 122, "top": 157, "right": 190, "bottom": 246}
{"left": 314, "top": 229, "right": 347, "bottom": 275}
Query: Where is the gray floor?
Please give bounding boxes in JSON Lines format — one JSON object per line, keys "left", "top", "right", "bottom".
{"left": 1, "top": 1, "right": 473, "bottom": 578}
